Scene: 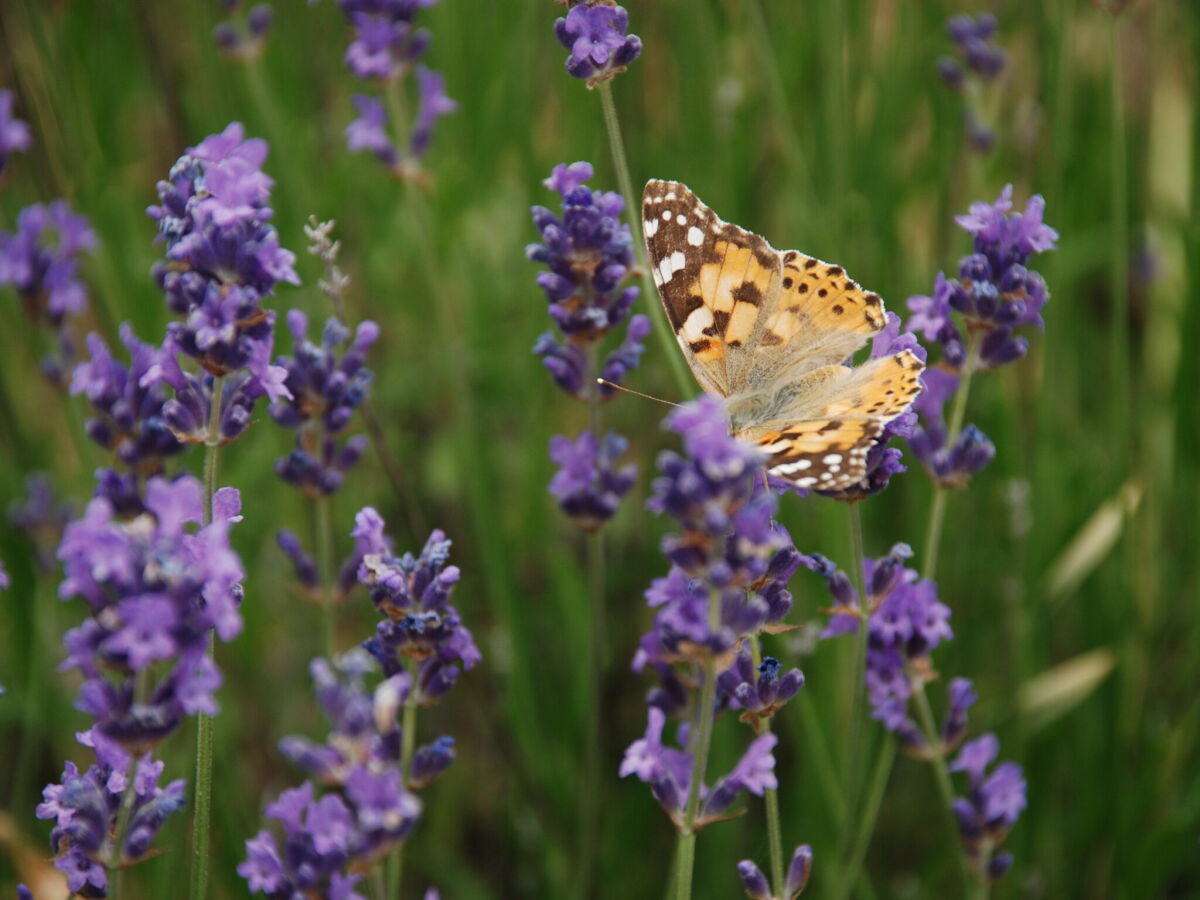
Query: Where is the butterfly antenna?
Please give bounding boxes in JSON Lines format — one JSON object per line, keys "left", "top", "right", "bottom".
{"left": 595, "top": 378, "right": 680, "bottom": 408}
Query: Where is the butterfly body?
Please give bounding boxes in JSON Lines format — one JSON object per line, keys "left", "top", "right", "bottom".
{"left": 642, "top": 179, "right": 924, "bottom": 491}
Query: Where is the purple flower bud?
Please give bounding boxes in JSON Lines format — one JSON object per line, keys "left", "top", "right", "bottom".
{"left": 554, "top": 4, "right": 642, "bottom": 84}
{"left": 410, "top": 735, "right": 455, "bottom": 789}
{"left": 737, "top": 860, "right": 772, "bottom": 899}
{"left": 0, "top": 89, "right": 33, "bottom": 176}
{"left": 785, "top": 844, "right": 814, "bottom": 897}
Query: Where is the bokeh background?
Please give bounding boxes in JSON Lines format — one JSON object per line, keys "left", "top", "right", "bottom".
{"left": 1, "top": 0, "right": 1197, "bottom": 897}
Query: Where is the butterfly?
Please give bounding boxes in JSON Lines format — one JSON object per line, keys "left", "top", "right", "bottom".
{"left": 642, "top": 179, "right": 924, "bottom": 492}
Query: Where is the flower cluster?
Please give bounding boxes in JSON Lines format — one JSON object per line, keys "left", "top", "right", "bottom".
{"left": 0, "top": 88, "right": 32, "bottom": 177}
{"left": 56, "top": 475, "right": 245, "bottom": 750}
{"left": 270, "top": 310, "right": 378, "bottom": 496}
{"left": 623, "top": 397, "right": 807, "bottom": 830}
{"left": 70, "top": 325, "right": 185, "bottom": 512}
{"left": 905, "top": 187, "right": 1055, "bottom": 488}
{"left": 147, "top": 121, "right": 297, "bottom": 388}
{"left": 240, "top": 652, "right": 424, "bottom": 899}
{"left": 554, "top": 2, "right": 642, "bottom": 85}
{"left": 951, "top": 734, "right": 1027, "bottom": 880}
{"left": 937, "top": 13, "right": 1006, "bottom": 152}
{"left": 213, "top": 1, "right": 274, "bottom": 60}
{"left": 530, "top": 161, "right": 647, "bottom": 528}
{"left": 0, "top": 200, "right": 97, "bottom": 381}
{"left": 36, "top": 728, "right": 186, "bottom": 898}
{"left": 354, "top": 509, "right": 481, "bottom": 700}
{"left": 334, "top": 0, "right": 457, "bottom": 175}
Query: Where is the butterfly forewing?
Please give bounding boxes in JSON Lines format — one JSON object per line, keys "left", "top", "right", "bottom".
{"left": 641, "top": 179, "right": 925, "bottom": 493}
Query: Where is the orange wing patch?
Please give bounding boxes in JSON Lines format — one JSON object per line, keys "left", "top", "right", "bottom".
{"left": 763, "top": 252, "right": 886, "bottom": 348}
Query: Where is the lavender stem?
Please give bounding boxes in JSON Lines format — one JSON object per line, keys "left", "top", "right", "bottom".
{"left": 749, "top": 634, "right": 786, "bottom": 896}
{"left": 189, "top": 373, "right": 225, "bottom": 900}
{"left": 595, "top": 81, "right": 693, "bottom": 397}
{"left": 388, "top": 657, "right": 420, "bottom": 899}
{"left": 672, "top": 588, "right": 721, "bottom": 900}
{"left": 316, "top": 493, "right": 336, "bottom": 657}
{"left": 108, "top": 754, "right": 140, "bottom": 899}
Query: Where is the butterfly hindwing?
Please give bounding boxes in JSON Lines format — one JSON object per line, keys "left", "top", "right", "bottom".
{"left": 642, "top": 180, "right": 781, "bottom": 395}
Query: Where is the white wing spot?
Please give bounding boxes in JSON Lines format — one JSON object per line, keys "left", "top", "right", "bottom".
{"left": 644, "top": 217, "right": 659, "bottom": 238}
{"left": 652, "top": 265, "right": 664, "bottom": 287}
{"left": 676, "top": 214, "right": 687, "bottom": 225}
{"left": 796, "top": 476, "right": 817, "bottom": 487}
{"left": 669, "top": 250, "right": 687, "bottom": 274}
{"left": 822, "top": 453, "right": 843, "bottom": 465}
{"left": 662, "top": 210, "right": 672, "bottom": 221}
{"left": 658, "top": 256, "right": 674, "bottom": 283}
{"left": 666, "top": 191, "right": 677, "bottom": 201}
{"left": 687, "top": 226, "right": 704, "bottom": 246}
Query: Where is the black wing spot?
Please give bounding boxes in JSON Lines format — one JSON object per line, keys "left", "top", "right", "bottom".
{"left": 782, "top": 277, "right": 794, "bottom": 289}
{"left": 732, "top": 282, "right": 764, "bottom": 306}
{"left": 827, "top": 266, "right": 843, "bottom": 276}
{"left": 818, "top": 288, "right": 828, "bottom": 297}
{"left": 798, "top": 284, "right": 809, "bottom": 294}
{"left": 783, "top": 251, "right": 797, "bottom": 262}
{"left": 831, "top": 304, "right": 844, "bottom": 315}
{"left": 804, "top": 259, "right": 818, "bottom": 269}
{"left": 817, "top": 420, "right": 842, "bottom": 433}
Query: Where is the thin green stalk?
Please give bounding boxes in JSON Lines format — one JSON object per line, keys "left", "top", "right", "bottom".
{"left": 795, "top": 688, "right": 846, "bottom": 829}
{"left": 388, "top": 658, "right": 420, "bottom": 899}
{"left": 911, "top": 682, "right": 975, "bottom": 896}
{"left": 1107, "top": 14, "right": 1130, "bottom": 452}
{"left": 10, "top": 576, "right": 53, "bottom": 811}
{"left": 835, "top": 503, "right": 870, "bottom": 891}
{"left": 749, "top": 635, "right": 786, "bottom": 897}
{"left": 922, "top": 334, "right": 980, "bottom": 579}
{"left": 672, "top": 589, "right": 722, "bottom": 900}
{"left": 595, "top": 81, "right": 693, "bottom": 398}
{"left": 833, "top": 738, "right": 895, "bottom": 900}
{"left": 108, "top": 754, "right": 141, "bottom": 899}
{"left": 189, "top": 374, "right": 225, "bottom": 900}
{"left": 316, "top": 493, "right": 336, "bottom": 657}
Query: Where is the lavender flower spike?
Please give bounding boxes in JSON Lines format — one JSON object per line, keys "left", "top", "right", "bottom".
{"left": 554, "top": 2, "right": 643, "bottom": 85}
{"left": 548, "top": 430, "right": 636, "bottom": 530}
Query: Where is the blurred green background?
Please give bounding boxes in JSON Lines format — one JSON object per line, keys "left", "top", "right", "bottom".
{"left": 1, "top": 0, "right": 1197, "bottom": 897}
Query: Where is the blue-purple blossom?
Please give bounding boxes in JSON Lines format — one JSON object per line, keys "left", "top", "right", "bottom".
{"left": 278, "top": 529, "right": 320, "bottom": 590}
{"left": 36, "top": 727, "right": 186, "bottom": 896}
{"left": 937, "top": 13, "right": 1005, "bottom": 152}
{"left": 57, "top": 476, "right": 244, "bottom": 751}
{"left": 0, "top": 558, "right": 8, "bottom": 590}
{"left": 619, "top": 706, "right": 778, "bottom": 828}
{"left": 354, "top": 511, "right": 481, "bottom": 697}
{"left": 547, "top": 430, "right": 637, "bottom": 530}
{"left": 214, "top": 2, "right": 274, "bottom": 59}
{"left": 147, "top": 122, "right": 298, "bottom": 393}
{"left": 0, "top": 88, "right": 33, "bottom": 176}
{"left": 0, "top": 200, "right": 97, "bottom": 379}
{"left": 907, "top": 368, "right": 996, "bottom": 487}
{"left": 409, "top": 66, "right": 457, "bottom": 157}
{"left": 71, "top": 325, "right": 185, "bottom": 479}
{"left": 950, "top": 733, "right": 1026, "bottom": 881}
{"left": 908, "top": 186, "right": 1057, "bottom": 371}
{"left": 554, "top": 2, "right": 642, "bottom": 84}
{"left": 718, "top": 649, "right": 805, "bottom": 723}
{"left": 270, "top": 310, "right": 377, "bottom": 496}
{"left": 738, "top": 844, "right": 813, "bottom": 900}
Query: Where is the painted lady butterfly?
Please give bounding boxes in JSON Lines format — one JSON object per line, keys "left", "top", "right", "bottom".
{"left": 642, "top": 179, "right": 924, "bottom": 492}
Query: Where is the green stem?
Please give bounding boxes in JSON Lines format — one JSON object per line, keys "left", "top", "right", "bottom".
{"left": 595, "top": 81, "right": 694, "bottom": 398}
{"left": 749, "top": 635, "right": 786, "bottom": 897}
{"left": 911, "top": 682, "right": 975, "bottom": 895}
{"left": 10, "top": 576, "right": 53, "bottom": 812}
{"left": 795, "top": 688, "right": 846, "bottom": 829}
{"left": 316, "top": 493, "right": 336, "bottom": 657}
{"left": 388, "top": 658, "right": 420, "bottom": 899}
{"left": 1107, "top": 14, "right": 1130, "bottom": 453}
{"left": 108, "top": 754, "right": 141, "bottom": 899}
{"left": 189, "top": 374, "right": 225, "bottom": 900}
{"left": 672, "top": 590, "right": 722, "bottom": 900}
{"left": 833, "top": 739, "right": 895, "bottom": 900}
{"left": 836, "top": 503, "right": 870, "bottom": 891}
{"left": 921, "top": 334, "right": 980, "bottom": 580}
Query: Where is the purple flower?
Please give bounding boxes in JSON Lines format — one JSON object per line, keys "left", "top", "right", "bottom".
{"left": 547, "top": 430, "right": 637, "bottom": 530}
{"left": 56, "top": 475, "right": 244, "bottom": 751}
{"left": 554, "top": 3, "right": 642, "bottom": 84}
{"left": 36, "top": 727, "right": 186, "bottom": 893}
{"left": 0, "top": 558, "right": 8, "bottom": 590}
{"left": 739, "top": 844, "right": 814, "bottom": 899}
{"left": 346, "top": 94, "right": 399, "bottom": 168}
{"left": 147, "top": 122, "right": 298, "bottom": 394}
{"left": 213, "top": 3, "right": 274, "bottom": 59}
{"left": 278, "top": 529, "right": 319, "bottom": 590}
{"left": 9, "top": 473, "right": 73, "bottom": 573}
{"left": 71, "top": 325, "right": 185, "bottom": 478}
{"left": 950, "top": 733, "right": 1026, "bottom": 879}
{"left": 907, "top": 368, "right": 996, "bottom": 487}
{"left": 0, "top": 88, "right": 33, "bottom": 176}
{"left": 718, "top": 650, "right": 805, "bottom": 723}
{"left": 410, "top": 66, "right": 457, "bottom": 158}
{"left": 0, "top": 200, "right": 97, "bottom": 380}
{"left": 907, "top": 186, "right": 1056, "bottom": 371}
{"left": 355, "top": 514, "right": 481, "bottom": 695}
{"left": 270, "top": 311, "right": 377, "bottom": 496}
